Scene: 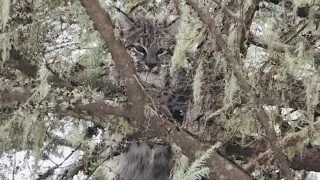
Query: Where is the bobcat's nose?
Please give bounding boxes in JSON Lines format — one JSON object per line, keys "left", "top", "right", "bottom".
{"left": 146, "top": 62, "right": 157, "bottom": 70}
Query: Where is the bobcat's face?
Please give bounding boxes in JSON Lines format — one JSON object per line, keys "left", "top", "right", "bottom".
{"left": 117, "top": 13, "right": 179, "bottom": 73}
{"left": 116, "top": 10, "right": 190, "bottom": 123}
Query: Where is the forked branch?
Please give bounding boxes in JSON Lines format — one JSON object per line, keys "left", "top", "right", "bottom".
{"left": 186, "top": 0, "right": 294, "bottom": 179}
{"left": 79, "top": 0, "right": 252, "bottom": 179}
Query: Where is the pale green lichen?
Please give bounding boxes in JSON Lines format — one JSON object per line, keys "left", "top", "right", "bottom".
{"left": 223, "top": 72, "right": 239, "bottom": 107}
{"left": 118, "top": 117, "right": 135, "bottom": 135}
{"left": 144, "top": 104, "right": 155, "bottom": 119}
{"left": 283, "top": 127, "right": 309, "bottom": 160}
{"left": 262, "top": 18, "right": 279, "bottom": 44}
{"left": 27, "top": 61, "right": 51, "bottom": 104}
{"left": 0, "top": 0, "right": 10, "bottom": 30}
{"left": 170, "top": 0, "right": 204, "bottom": 73}
{"left": 227, "top": 24, "right": 237, "bottom": 54}
{"left": 193, "top": 60, "right": 203, "bottom": 104}
{"left": 0, "top": 33, "right": 11, "bottom": 67}
{"left": 33, "top": 117, "right": 46, "bottom": 171}
{"left": 304, "top": 74, "right": 319, "bottom": 116}
{"left": 21, "top": 110, "right": 40, "bottom": 149}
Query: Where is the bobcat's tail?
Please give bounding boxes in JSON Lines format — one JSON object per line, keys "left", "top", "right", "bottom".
{"left": 120, "top": 143, "right": 171, "bottom": 180}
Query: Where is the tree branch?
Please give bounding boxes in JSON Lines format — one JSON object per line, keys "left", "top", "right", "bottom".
{"left": 248, "top": 35, "right": 296, "bottom": 53}
{"left": 2, "top": 48, "right": 77, "bottom": 90}
{"left": 6, "top": 49, "right": 38, "bottom": 78}
{"left": 239, "top": 0, "right": 263, "bottom": 57}
{"left": 186, "top": 0, "right": 294, "bottom": 179}
{"left": 290, "top": 147, "right": 320, "bottom": 171}
{"left": 0, "top": 90, "right": 130, "bottom": 119}
{"left": 37, "top": 143, "right": 82, "bottom": 180}
{"left": 79, "top": 0, "right": 252, "bottom": 179}
{"left": 80, "top": 0, "right": 146, "bottom": 107}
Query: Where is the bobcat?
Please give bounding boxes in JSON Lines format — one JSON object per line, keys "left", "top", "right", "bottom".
{"left": 116, "top": 8, "right": 191, "bottom": 120}
{"left": 114, "top": 8, "right": 192, "bottom": 180}
{"left": 116, "top": 8, "right": 179, "bottom": 89}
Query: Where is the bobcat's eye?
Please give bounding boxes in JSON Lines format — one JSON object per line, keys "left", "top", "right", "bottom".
{"left": 167, "top": 46, "right": 175, "bottom": 55}
{"left": 134, "top": 45, "right": 146, "bottom": 54}
{"left": 156, "top": 48, "right": 166, "bottom": 56}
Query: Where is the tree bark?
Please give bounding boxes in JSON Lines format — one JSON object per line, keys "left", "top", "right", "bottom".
{"left": 79, "top": 0, "right": 252, "bottom": 179}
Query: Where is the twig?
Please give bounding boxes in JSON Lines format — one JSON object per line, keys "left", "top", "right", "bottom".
{"left": 284, "top": 21, "right": 309, "bottom": 44}
{"left": 243, "top": 149, "right": 271, "bottom": 171}
{"left": 37, "top": 143, "right": 82, "bottom": 180}
{"left": 85, "top": 141, "right": 123, "bottom": 180}
{"left": 205, "top": 104, "right": 233, "bottom": 122}
{"left": 186, "top": 0, "right": 294, "bottom": 179}
{"left": 133, "top": 74, "right": 157, "bottom": 111}
{"left": 248, "top": 34, "right": 296, "bottom": 52}
{"left": 80, "top": 0, "right": 252, "bottom": 179}
{"left": 211, "top": 0, "right": 239, "bottom": 20}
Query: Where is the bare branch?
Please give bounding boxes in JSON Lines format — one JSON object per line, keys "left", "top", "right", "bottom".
{"left": 0, "top": 90, "right": 130, "bottom": 119}
{"left": 283, "top": 20, "right": 309, "bottom": 44}
{"left": 290, "top": 147, "right": 320, "bottom": 171}
{"left": 80, "top": 0, "right": 146, "bottom": 107}
{"left": 5, "top": 49, "right": 38, "bottom": 78}
{"left": 243, "top": 149, "right": 271, "bottom": 172}
{"left": 57, "top": 159, "right": 85, "bottom": 180}
{"left": 239, "top": 0, "right": 263, "bottom": 57}
{"left": 2, "top": 48, "right": 77, "bottom": 90}
{"left": 248, "top": 35, "right": 296, "bottom": 52}
{"left": 37, "top": 143, "right": 82, "bottom": 180}
{"left": 211, "top": 0, "right": 238, "bottom": 19}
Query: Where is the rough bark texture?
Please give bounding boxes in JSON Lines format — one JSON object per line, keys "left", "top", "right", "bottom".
{"left": 2, "top": 0, "right": 320, "bottom": 179}
{"left": 79, "top": 0, "right": 252, "bottom": 179}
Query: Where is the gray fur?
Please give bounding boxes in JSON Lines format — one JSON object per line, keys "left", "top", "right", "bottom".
{"left": 115, "top": 10, "right": 191, "bottom": 180}
{"left": 119, "top": 143, "right": 171, "bottom": 180}
{"left": 116, "top": 10, "right": 188, "bottom": 119}
{"left": 117, "top": 11, "right": 179, "bottom": 89}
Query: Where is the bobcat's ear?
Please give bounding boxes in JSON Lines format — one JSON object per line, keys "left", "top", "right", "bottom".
{"left": 166, "top": 15, "right": 180, "bottom": 27}
{"left": 115, "top": 8, "right": 135, "bottom": 30}
{"left": 165, "top": 15, "right": 180, "bottom": 35}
